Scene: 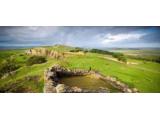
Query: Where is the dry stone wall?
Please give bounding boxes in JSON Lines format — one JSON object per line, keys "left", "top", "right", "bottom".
{"left": 44, "top": 65, "right": 139, "bottom": 93}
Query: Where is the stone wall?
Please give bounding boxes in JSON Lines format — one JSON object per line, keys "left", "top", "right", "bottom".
{"left": 44, "top": 65, "right": 139, "bottom": 93}
{"left": 43, "top": 65, "right": 89, "bottom": 93}
{"left": 90, "top": 72, "right": 138, "bottom": 93}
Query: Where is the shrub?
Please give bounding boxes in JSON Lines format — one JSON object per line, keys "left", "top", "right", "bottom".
{"left": 0, "top": 58, "right": 19, "bottom": 78}
{"left": 83, "top": 50, "right": 88, "bottom": 54}
{"left": 117, "top": 56, "right": 127, "bottom": 63}
{"left": 26, "top": 56, "right": 47, "bottom": 66}
{"left": 70, "top": 47, "right": 85, "bottom": 52}
{"left": 90, "top": 49, "right": 112, "bottom": 55}
{"left": 127, "top": 55, "right": 160, "bottom": 63}
{"left": 112, "top": 52, "right": 127, "bottom": 63}
{"left": 112, "top": 52, "right": 123, "bottom": 58}
{"left": 155, "top": 57, "right": 160, "bottom": 63}
{"left": 89, "top": 48, "right": 127, "bottom": 63}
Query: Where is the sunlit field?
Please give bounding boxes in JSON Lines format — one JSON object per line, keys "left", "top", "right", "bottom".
{"left": 0, "top": 45, "right": 160, "bottom": 92}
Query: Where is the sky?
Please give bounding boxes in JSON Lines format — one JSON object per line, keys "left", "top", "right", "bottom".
{"left": 0, "top": 26, "right": 160, "bottom": 48}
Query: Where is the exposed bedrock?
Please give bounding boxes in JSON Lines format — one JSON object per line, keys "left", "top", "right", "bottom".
{"left": 44, "top": 65, "right": 139, "bottom": 93}
{"left": 26, "top": 48, "right": 63, "bottom": 59}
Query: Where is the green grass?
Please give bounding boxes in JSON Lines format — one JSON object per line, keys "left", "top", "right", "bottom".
{"left": 111, "top": 49, "right": 160, "bottom": 62}
{"left": 0, "top": 49, "right": 25, "bottom": 63}
{"left": 60, "top": 75, "right": 121, "bottom": 92}
{"left": 61, "top": 53, "right": 160, "bottom": 92}
{"left": 0, "top": 49, "right": 59, "bottom": 92}
{"left": 0, "top": 45, "right": 160, "bottom": 92}
{"left": 0, "top": 57, "right": 59, "bottom": 92}
{"left": 110, "top": 49, "right": 160, "bottom": 56}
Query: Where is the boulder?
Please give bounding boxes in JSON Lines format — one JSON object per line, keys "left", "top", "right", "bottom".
{"left": 99, "top": 87, "right": 110, "bottom": 93}
{"left": 132, "top": 88, "right": 139, "bottom": 92}
{"left": 44, "top": 80, "right": 57, "bottom": 93}
{"left": 71, "top": 86, "right": 82, "bottom": 93}
{"left": 125, "top": 88, "right": 132, "bottom": 93}
{"left": 56, "top": 84, "right": 66, "bottom": 93}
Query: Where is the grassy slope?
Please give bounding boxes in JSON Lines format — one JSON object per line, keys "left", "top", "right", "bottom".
{"left": 62, "top": 53, "right": 160, "bottom": 92}
{"left": 0, "top": 49, "right": 25, "bottom": 63}
{"left": 111, "top": 49, "right": 160, "bottom": 61}
{"left": 110, "top": 49, "right": 160, "bottom": 56}
{"left": 0, "top": 45, "right": 160, "bottom": 92}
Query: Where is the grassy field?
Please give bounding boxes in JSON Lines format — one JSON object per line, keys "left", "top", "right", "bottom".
{"left": 0, "top": 45, "right": 160, "bottom": 92}
{"left": 110, "top": 49, "right": 160, "bottom": 62}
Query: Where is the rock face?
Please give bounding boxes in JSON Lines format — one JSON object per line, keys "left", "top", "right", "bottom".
{"left": 26, "top": 48, "right": 63, "bottom": 59}
{"left": 44, "top": 65, "right": 139, "bottom": 93}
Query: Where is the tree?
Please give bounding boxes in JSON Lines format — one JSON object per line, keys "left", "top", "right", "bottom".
{"left": 112, "top": 52, "right": 127, "bottom": 63}
{"left": 118, "top": 56, "right": 127, "bottom": 63}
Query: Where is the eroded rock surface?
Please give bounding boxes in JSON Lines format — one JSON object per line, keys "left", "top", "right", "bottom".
{"left": 26, "top": 48, "right": 63, "bottom": 59}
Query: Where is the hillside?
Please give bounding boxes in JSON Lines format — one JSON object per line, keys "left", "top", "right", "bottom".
{"left": 0, "top": 45, "right": 160, "bottom": 92}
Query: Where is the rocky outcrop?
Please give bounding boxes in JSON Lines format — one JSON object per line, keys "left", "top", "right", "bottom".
{"left": 26, "top": 48, "right": 63, "bottom": 59}
{"left": 44, "top": 65, "right": 139, "bottom": 93}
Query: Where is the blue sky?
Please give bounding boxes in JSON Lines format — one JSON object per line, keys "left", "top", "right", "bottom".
{"left": 0, "top": 26, "right": 160, "bottom": 48}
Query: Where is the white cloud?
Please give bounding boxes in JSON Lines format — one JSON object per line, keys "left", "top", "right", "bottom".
{"left": 100, "top": 33, "right": 146, "bottom": 45}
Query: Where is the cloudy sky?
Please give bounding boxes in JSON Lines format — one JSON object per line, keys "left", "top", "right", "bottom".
{"left": 0, "top": 26, "right": 160, "bottom": 48}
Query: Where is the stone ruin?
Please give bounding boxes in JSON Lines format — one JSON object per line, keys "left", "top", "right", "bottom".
{"left": 44, "top": 65, "right": 90, "bottom": 93}
{"left": 44, "top": 65, "right": 139, "bottom": 93}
